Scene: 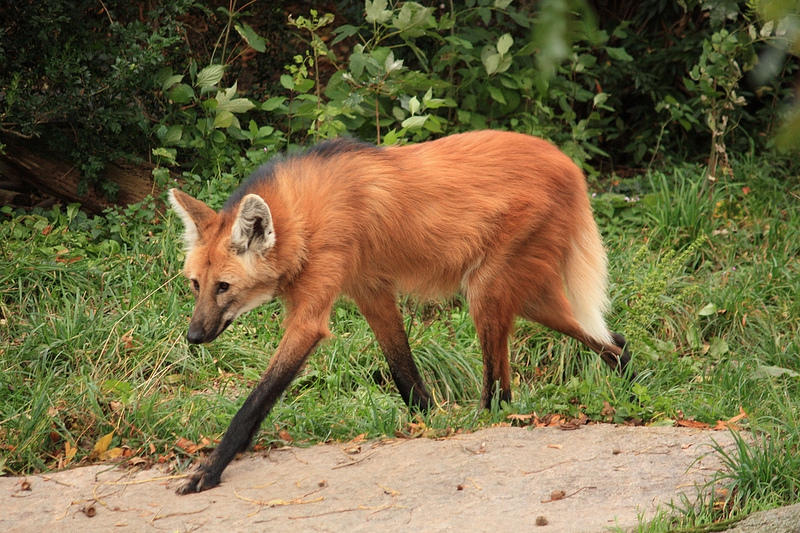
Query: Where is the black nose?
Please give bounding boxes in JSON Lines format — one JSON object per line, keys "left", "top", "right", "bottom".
{"left": 187, "top": 326, "right": 205, "bottom": 344}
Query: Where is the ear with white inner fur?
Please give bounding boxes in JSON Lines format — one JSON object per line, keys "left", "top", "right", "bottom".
{"left": 230, "top": 194, "right": 275, "bottom": 255}
{"left": 169, "top": 189, "right": 217, "bottom": 250}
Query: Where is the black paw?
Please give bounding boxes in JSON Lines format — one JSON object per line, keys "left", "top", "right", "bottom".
{"left": 175, "top": 466, "right": 221, "bottom": 495}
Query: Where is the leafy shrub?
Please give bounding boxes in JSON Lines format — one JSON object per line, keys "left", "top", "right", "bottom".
{"left": 0, "top": 0, "right": 196, "bottom": 196}
{"left": 3, "top": 0, "right": 798, "bottom": 203}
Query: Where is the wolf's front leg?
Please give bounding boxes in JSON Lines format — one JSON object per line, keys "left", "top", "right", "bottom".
{"left": 176, "top": 325, "right": 325, "bottom": 494}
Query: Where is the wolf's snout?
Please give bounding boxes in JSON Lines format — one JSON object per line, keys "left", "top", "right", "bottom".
{"left": 186, "top": 325, "right": 207, "bottom": 344}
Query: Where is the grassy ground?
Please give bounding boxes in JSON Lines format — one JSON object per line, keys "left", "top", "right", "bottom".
{"left": 1, "top": 158, "right": 798, "bottom": 528}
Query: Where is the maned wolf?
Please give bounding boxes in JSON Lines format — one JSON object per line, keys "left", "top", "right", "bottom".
{"left": 169, "top": 130, "right": 631, "bottom": 493}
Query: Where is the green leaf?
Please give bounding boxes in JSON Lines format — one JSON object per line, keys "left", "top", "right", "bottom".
{"left": 256, "top": 125, "right": 274, "bottom": 138}
{"left": 408, "top": 95, "right": 421, "bottom": 116}
{"left": 753, "top": 365, "right": 800, "bottom": 379}
{"left": 686, "top": 324, "right": 702, "bottom": 350}
{"left": 698, "top": 302, "right": 717, "bottom": 316}
{"left": 217, "top": 98, "right": 255, "bottom": 113}
{"left": 507, "top": 9, "right": 531, "bottom": 28}
{"left": 215, "top": 82, "right": 255, "bottom": 113}
{"left": 280, "top": 74, "right": 295, "bottom": 90}
{"left": 168, "top": 83, "right": 194, "bottom": 104}
{"left": 152, "top": 147, "right": 177, "bottom": 164}
{"left": 423, "top": 115, "right": 443, "bottom": 133}
{"left": 707, "top": 337, "right": 729, "bottom": 357}
{"left": 196, "top": 65, "right": 225, "bottom": 88}
{"left": 593, "top": 92, "right": 609, "bottom": 107}
{"left": 401, "top": 115, "right": 428, "bottom": 130}
{"left": 365, "top": 0, "right": 392, "bottom": 24}
{"left": 487, "top": 85, "right": 506, "bottom": 104}
{"left": 154, "top": 67, "right": 174, "bottom": 89}
{"left": 161, "top": 74, "right": 184, "bottom": 92}
{"left": 384, "top": 51, "right": 404, "bottom": 73}
{"left": 161, "top": 125, "right": 183, "bottom": 146}
{"left": 393, "top": 2, "right": 434, "bottom": 38}
{"left": 477, "top": 6, "right": 491, "bottom": 24}
{"left": 235, "top": 22, "right": 266, "bottom": 52}
{"left": 262, "top": 96, "right": 287, "bottom": 111}
{"left": 213, "top": 110, "right": 234, "bottom": 129}
{"left": 331, "top": 25, "right": 360, "bottom": 46}
{"left": 482, "top": 48, "right": 502, "bottom": 76}
{"left": 702, "top": 0, "right": 740, "bottom": 27}
{"left": 760, "top": 20, "right": 774, "bottom": 38}
{"left": 494, "top": 0, "right": 513, "bottom": 8}
{"left": 216, "top": 82, "right": 236, "bottom": 105}
{"left": 382, "top": 128, "right": 400, "bottom": 145}
{"left": 496, "top": 33, "right": 513, "bottom": 56}
{"left": 294, "top": 77, "right": 315, "bottom": 94}
{"left": 606, "top": 47, "right": 633, "bottom": 62}
{"left": 349, "top": 52, "right": 367, "bottom": 79}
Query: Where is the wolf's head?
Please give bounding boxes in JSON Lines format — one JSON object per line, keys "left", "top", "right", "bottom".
{"left": 169, "top": 189, "right": 280, "bottom": 344}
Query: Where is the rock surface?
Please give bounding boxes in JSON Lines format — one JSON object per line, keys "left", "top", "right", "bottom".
{"left": 1, "top": 425, "right": 739, "bottom": 532}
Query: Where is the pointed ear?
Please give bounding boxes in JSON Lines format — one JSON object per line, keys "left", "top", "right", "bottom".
{"left": 230, "top": 194, "right": 275, "bottom": 255}
{"left": 169, "top": 189, "right": 217, "bottom": 249}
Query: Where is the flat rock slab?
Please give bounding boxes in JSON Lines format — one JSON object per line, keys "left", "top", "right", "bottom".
{"left": 724, "top": 502, "right": 800, "bottom": 533}
{"left": 1, "top": 425, "right": 736, "bottom": 533}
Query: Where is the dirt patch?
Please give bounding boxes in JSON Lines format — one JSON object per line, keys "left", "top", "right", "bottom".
{"left": 1, "top": 425, "right": 736, "bottom": 533}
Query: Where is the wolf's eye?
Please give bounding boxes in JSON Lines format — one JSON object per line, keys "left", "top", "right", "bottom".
{"left": 191, "top": 279, "right": 200, "bottom": 291}
{"left": 217, "top": 282, "right": 230, "bottom": 294}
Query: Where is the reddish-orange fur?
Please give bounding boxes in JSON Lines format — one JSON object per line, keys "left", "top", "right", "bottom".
{"left": 169, "top": 130, "right": 630, "bottom": 494}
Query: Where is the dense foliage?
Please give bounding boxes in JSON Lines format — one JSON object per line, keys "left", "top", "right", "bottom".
{"left": 1, "top": 0, "right": 798, "bottom": 197}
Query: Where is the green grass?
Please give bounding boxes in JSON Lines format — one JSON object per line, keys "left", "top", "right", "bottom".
{"left": 1, "top": 160, "right": 799, "bottom": 529}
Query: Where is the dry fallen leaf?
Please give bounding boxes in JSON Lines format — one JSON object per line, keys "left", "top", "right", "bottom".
{"left": 64, "top": 442, "right": 77, "bottom": 466}
{"left": 675, "top": 419, "right": 710, "bottom": 430}
{"left": 174, "top": 437, "right": 195, "bottom": 452}
{"left": 99, "top": 447, "right": 125, "bottom": 461}
{"left": 342, "top": 444, "right": 362, "bottom": 455}
{"left": 89, "top": 430, "right": 115, "bottom": 460}
{"left": 714, "top": 407, "right": 748, "bottom": 430}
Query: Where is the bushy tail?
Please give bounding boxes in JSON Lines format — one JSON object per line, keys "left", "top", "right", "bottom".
{"left": 563, "top": 212, "right": 615, "bottom": 346}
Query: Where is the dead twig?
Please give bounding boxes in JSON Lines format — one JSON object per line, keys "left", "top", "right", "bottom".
{"left": 541, "top": 486, "right": 596, "bottom": 503}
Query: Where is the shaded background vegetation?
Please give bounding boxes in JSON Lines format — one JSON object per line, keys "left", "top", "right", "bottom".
{"left": 1, "top": 0, "right": 798, "bottom": 208}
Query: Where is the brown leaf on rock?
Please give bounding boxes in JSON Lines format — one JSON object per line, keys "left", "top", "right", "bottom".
{"left": 675, "top": 419, "right": 710, "bottom": 429}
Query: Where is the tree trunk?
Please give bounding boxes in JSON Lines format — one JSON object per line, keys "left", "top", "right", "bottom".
{"left": 0, "top": 132, "right": 163, "bottom": 214}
